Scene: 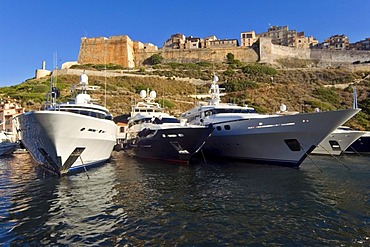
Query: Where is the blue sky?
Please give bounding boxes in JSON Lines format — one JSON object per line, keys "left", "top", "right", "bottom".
{"left": 0, "top": 0, "right": 369, "bottom": 87}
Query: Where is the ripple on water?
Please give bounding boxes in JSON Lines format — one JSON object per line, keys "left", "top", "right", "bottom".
{"left": 0, "top": 153, "right": 369, "bottom": 245}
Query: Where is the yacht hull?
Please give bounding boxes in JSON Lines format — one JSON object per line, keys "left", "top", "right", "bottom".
{"left": 15, "top": 111, "right": 117, "bottom": 175}
{"left": 201, "top": 109, "right": 359, "bottom": 166}
{"left": 345, "top": 131, "right": 370, "bottom": 154}
{"left": 125, "top": 126, "right": 214, "bottom": 163}
{"left": 312, "top": 129, "right": 364, "bottom": 155}
{"left": 0, "top": 142, "right": 17, "bottom": 156}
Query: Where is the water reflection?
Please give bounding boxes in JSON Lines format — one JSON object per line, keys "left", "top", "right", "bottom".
{"left": 0, "top": 152, "right": 369, "bottom": 245}
{"left": 0, "top": 153, "right": 58, "bottom": 245}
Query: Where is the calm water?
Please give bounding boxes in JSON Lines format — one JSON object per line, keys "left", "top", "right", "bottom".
{"left": 0, "top": 151, "right": 369, "bottom": 246}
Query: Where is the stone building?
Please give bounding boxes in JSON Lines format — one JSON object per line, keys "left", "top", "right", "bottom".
{"left": 163, "top": 33, "right": 186, "bottom": 49}
{"left": 350, "top": 38, "right": 370, "bottom": 51}
{"left": 162, "top": 33, "right": 238, "bottom": 50}
{"left": 0, "top": 101, "right": 24, "bottom": 136}
{"left": 314, "top": 34, "right": 350, "bottom": 50}
{"left": 209, "top": 38, "right": 239, "bottom": 47}
{"left": 185, "top": 37, "right": 203, "bottom": 49}
{"left": 293, "top": 33, "right": 318, "bottom": 49}
{"left": 240, "top": 31, "right": 257, "bottom": 47}
{"left": 256, "top": 25, "right": 318, "bottom": 49}
{"left": 203, "top": 35, "right": 218, "bottom": 48}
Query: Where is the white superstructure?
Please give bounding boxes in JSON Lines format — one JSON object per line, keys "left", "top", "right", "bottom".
{"left": 180, "top": 75, "right": 360, "bottom": 166}
{"left": 14, "top": 72, "right": 117, "bottom": 176}
{"left": 124, "top": 89, "right": 214, "bottom": 163}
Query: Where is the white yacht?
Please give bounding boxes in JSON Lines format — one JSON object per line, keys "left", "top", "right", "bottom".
{"left": 180, "top": 75, "right": 360, "bottom": 167}
{"left": 14, "top": 72, "right": 117, "bottom": 176}
{"left": 312, "top": 126, "right": 365, "bottom": 155}
{"left": 124, "top": 89, "right": 214, "bottom": 163}
{"left": 0, "top": 131, "right": 17, "bottom": 156}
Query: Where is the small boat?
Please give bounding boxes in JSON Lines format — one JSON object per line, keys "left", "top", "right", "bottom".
{"left": 345, "top": 131, "right": 370, "bottom": 154}
{"left": 312, "top": 126, "right": 365, "bottom": 155}
{"left": 0, "top": 131, "right": 17, "bottom": 156}
{"left": 124, "top": 89, "right": 214, "bottom": 163}
{"left": 14, "top": 72, "right": 117, "bottom": 176}
{"left": 180, "top": 74, "right": 360, "bottom": 167}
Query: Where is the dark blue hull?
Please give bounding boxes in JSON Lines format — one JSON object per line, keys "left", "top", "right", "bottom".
{"left": 125, "top": 126, "right": 214, "bottom": 163}
{"left": 345, "top": 135, "right": 370, "bottom": 154}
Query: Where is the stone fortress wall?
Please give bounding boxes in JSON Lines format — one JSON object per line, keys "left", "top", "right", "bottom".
{"left": 259, "top": 38, "right": 370, "bottom": 67}
{"left": 78, "top": 36, "right": 135, "bottom": 68}
{"left": 77, "top": 35, "right": 370, "bottom": 69}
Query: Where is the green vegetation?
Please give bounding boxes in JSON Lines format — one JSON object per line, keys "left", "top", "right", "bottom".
{"left": 224, "top": 80, "right": 258, "bottom": 92}
{"left": 226, "top": 53, "right": 243, "bottom": 68}
{"left": 313, "top": 87, "right": 340, "bottom": 105}
{"left": 1, "top": 62, "right": 369, "bottom": 129}
{"left": 158, "top": 98, "right": 176, "bottom": 109}
{"left": 226, "top": 53, "right": 235, "bottom": 63}
{"left": 71, "top": 63, "right": 124, "bottom": 70}
{"left": 241, "top": 63, "right": 278, "bottom": 76}
{"left": 149, "top": 54, "right": 164, "bottom": 65}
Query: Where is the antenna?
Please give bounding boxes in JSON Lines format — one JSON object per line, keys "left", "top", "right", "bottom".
{"left": 104, "top": 39, "right": 107, "bottom": 107}
{"left": 353, "top": 86, "right": 358, "bottom": 109}
{"left": 49, "top": 52, "right": 59, "bottom": 106}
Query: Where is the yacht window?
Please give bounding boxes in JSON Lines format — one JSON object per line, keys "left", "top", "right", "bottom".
{"left": 104, "top": 115, "right": 112, "bottom": 120}
{"left": 224, "top": 125, "right": 231, "bottom": 130}
{"left": 241, "top": 109, "right": 256, "bottom": 113}
{"left": 329, "top": 140, "right": 341, "bottom": 151}
{"left": 284, "top": 139, "right": 301, "bottom": 151}
{"left": 153, "top": 118, "right": 163, "bottom": 124}
{"left": 162, "top": 118, "right": 180, "bottom": 124}
{"left": 216, "top": 126, "right": 222, "bottom": 131}
{"left": 80, "top": 110, "right": 90, "bottom": 116}
{"left": 60, "top": 105, "right": 109, "bottom": 115}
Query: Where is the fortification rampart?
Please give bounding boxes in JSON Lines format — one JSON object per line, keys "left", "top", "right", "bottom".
{"left": 135, "top": 46, "right": 259, "bottom": 65}
{"left": 78, "top": 36, "right": 135, "bottom": 68}
{"left": 77, "top": 35, "right": 370, "bottom": 69}
{"left": 310, "top": 49, "right": 370, "bottom": 66}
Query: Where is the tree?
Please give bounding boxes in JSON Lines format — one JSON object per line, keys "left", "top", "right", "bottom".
{"left": 226, "top": 53, "right": 235, "bottom": 63}
{"left": 150, "top": 54, "right": 164, "bottom": 65}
